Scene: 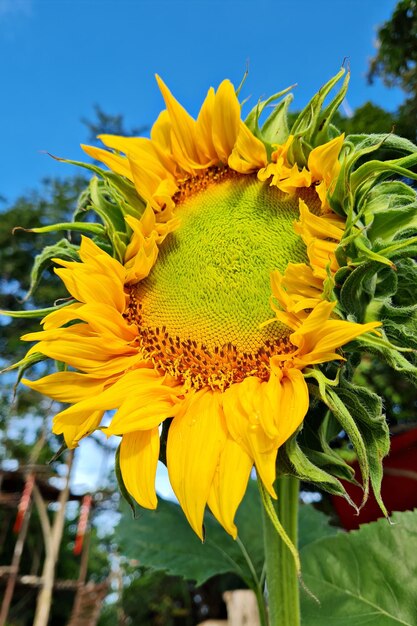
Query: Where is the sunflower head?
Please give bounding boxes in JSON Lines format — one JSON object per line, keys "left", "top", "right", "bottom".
{"left": 6, "top": 69, "right": 417, "bottom": 539}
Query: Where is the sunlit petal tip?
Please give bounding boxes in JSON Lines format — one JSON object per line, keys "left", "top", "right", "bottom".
{"left": 119, "top": 429, "right": 160, "bottom": 510}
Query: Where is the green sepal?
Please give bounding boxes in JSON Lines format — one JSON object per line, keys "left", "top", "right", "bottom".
{"left": 351, "top": 154, "right": 417, "bottom": 199}
{"left": 24, "top": 238, "right": 80, "bottom": 301}
{"left": 309, "top": 384, "right": 370, "bottom": 508}
{"left": 287, "top": 67, "right": 348, "bottom": 166}
{"left": 3, "top": 351, "right": 49, "bottom": 399}
{"left": 278, "top": 368, "right": 360, "bottom": 494}
{"left": 48, "top": 443, "right": 67, "bottom": 464}
{"left": 331, "top": 379, "right": 389, "bottom": 518}
{"left": 329, "top": 133, "right": 417, "bottom": 219}
{"left": 362, "top": 181, "right": 417, "bottom": 244}
{"left": 115, "top": 443, "right": 137, "bottom": 517}
{"left": 337, "top": 261, "right": 392, "bottom": 322}
{"left": 1, "top": 351, "right": 47, "bottom": 378}
{"left": 0, "top": 301, "right": 74, "bottom": 319}
{"left": 86, "top": 176, "right": 130, "bottom": 261}
{"left": 277, "top": 435, "right": 356, "bottom": 505}
{"left": 260, "top": 94, "right": 294, "bottom": 151}
{"left": 88, "top": 176, "right": 127, "bottom": 233}
{"left": 344, "top": 131, "right": 417, "bottom": 156}
{"left": 306, "top": 374, "right": 390, "bottom": 517}
{"left": 245, "top": 86, "right": 294, "bottom": 152}
{"left": 50, "top": 154, "right": 146, "bottom": 215}
{"left": 356, "top": 333, "right": 417, "bottom": 386}
{"left": 13, "top": 222, "right": 106, "bottom": 237}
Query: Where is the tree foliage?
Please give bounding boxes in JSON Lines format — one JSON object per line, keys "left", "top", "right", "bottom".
{"left": 368, "top": 0, "right": 417, "bottom": 142}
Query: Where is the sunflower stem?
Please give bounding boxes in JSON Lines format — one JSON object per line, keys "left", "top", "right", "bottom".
{"left": 260, "top": 475, "right": 300, "bottom": 626}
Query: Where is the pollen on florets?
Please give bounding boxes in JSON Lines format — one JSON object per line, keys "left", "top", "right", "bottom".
{"left": 173, "top": 165, "right": 240, "bottom": 205}
{"left": 125, "top": 293, "right": 294, "bottom": 392}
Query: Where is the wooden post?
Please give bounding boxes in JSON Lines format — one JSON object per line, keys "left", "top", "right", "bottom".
{"left": 223, "top": 590, "right": 261, "bottom": 626}
{"left": 33, "top": 450, "right": 74, "bottom": 626}
{"left": 0, "top": 500, "right": 33, "bottom": 626}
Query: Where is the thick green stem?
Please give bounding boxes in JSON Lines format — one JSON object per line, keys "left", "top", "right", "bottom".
{"left": 261, "top": 475, "right": 300, "bottom": 626}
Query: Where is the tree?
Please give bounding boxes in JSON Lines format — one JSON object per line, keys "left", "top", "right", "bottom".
{"left": 368, "top": 0, "right": 417, "bottom": 142}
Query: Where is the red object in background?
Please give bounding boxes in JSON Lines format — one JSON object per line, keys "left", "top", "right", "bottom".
{"left": 332, "top": 426, "right": 417, "bottom": 530}
{"left": 73, "top": 494, "right": 93, "bottom": 555}
{"left": 13, "top": 473, "right": 35, "bottom": 534}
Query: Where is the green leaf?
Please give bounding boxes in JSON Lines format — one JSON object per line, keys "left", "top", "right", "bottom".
{"left": 116, "top": 479, "right": 263, "bottom": 588}
{"left": 301, "top": 509, "right": 417, "bottom": 625}
{"left": 298, "top": 504, "right": 339, "bottom": 550}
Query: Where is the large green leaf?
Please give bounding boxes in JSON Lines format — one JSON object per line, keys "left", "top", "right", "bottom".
{"left": 116, "top": 479, "right": 264, "bottom": 588}
{"left": 301, "top": 509, "right": 417, "bottom": 625}
{"left": 298, "top": 505, "right": 339, "bottom": 550}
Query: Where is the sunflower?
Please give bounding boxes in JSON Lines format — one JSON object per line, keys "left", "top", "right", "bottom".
{"left": 14, "top": 69, "right": 417, "bottom": 540}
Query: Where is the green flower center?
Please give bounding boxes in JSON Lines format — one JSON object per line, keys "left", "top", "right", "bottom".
{"left": 130, "top": 171, "right": 318, "bottom": 389}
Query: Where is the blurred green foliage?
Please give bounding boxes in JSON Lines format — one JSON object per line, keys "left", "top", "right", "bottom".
{"left": 368, "top": 0, "right": 417, "bottom": 143}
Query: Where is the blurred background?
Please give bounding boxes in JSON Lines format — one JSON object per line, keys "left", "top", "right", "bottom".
{"left": 1, "top": 1, "right": 416, "bottom": 624}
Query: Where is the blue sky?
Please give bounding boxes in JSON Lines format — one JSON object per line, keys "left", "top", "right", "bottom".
{"left": 1, "top": 0, "right": 403, "bottom": 205}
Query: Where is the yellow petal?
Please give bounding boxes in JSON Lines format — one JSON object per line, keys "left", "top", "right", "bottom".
{"left": 155, "top": 75, "right": 201, "bottom": 169}
{"left": 124, "top": 215, "right": 159, "bottom": 284}
{"left": 22, "top": 371, "right": 111, "bottom": 403}
{"left": 48, "top": 368, "right": 171, "bottom": 427}
{"left": 211, "top": 79, "right": 241, "bottom": 163}
{"left": 54, "top": 266, "right": 127, "bottom": 312}
{"left": 167, "top": 389, "right": 227, "bottom": 539}
{"left": 207, "top": 436, "right": 252, "bottom": 538}
{"left": 228, "top": 122, "right": 267, "bottom": 174}
{"left": 295, "top": 199, "right": 344, "bottom": 242}
{"left": 97, "top": 134, "right": 174, "bottom": 178}
{"left": 24, "top": 336, "right": 142, "bottom": 375}
{"left": 53, "top": 410, "right": 104, "bottom": 449}
{"left": 195, "top": 86, "right": 218, "bottom": 163}
{"left": 274, "top": 367, "right": 309, "bottom": 445}
{"left": 308, "top": 134, "right": 345, "bottom": 184}
{"left": 22, "top": 329, "right": 138, "bottom": 370}
{"left": 52, "top": 237, "right": 127, "bottom": 313}
{"left": 289, "top": 301, "right": 381, "bottom": 366}
{"left": 222, "top": 382, "right": 278, "bottom": 498}
{"left": 119, "top": 428, "right": 160, "bottom": 509}
{"left": 105, "top": 384, "right": 181, "bottom": 436}
{"left": 81, "top": 144, "right": 133, "bottom": 180}
{"left": 151, "top": 109, "right": 173, "bottom": 154}
{"left": 41, "top": 303, "right": 82, "bottom": 330}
